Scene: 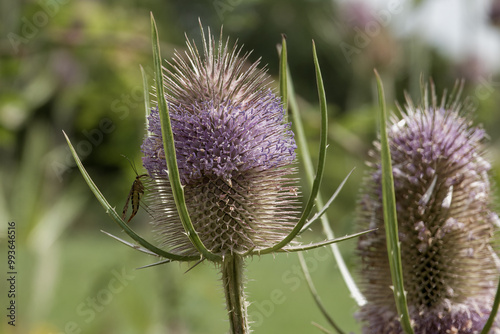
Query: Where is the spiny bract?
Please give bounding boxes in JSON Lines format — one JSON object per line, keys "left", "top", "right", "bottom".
{"left": 141, "top": 25, "right": 299, "bottom": 258}
{"left": 357, "top": 84, "right": 500, "bottom": 334}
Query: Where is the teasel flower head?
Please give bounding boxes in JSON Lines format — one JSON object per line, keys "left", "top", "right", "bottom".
{"left": 356, "top": 83, "right": 500, "bottom": 333}
{"left": 141, "top": 25, "right": 299, "bottom": 258}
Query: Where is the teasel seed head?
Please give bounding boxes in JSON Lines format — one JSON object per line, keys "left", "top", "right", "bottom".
{"left": 357, "top": 83, "right": 500, "bottom": 333}
{"left": 141, "top": 25, "right": 299, "bottom": 258}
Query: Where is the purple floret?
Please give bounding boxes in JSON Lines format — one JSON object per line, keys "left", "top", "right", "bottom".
{"left": 141, "top": 91, "right": 296, "bottom": 185}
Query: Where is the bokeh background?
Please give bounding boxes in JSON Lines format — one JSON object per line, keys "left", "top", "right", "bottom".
{"left": 1, "top": 0, "right": 500, "bottom": 333}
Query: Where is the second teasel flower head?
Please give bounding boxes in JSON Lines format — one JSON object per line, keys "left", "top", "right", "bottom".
{"left": 141, "top": 25, "right": 299, "bottom": 258}
{"left": 357, "top": 83, "right": 500, "bottom": 333}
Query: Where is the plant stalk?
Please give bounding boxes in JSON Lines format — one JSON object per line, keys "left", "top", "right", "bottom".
{"left": 222, "top": 255, "right": 249, "bottom": 334}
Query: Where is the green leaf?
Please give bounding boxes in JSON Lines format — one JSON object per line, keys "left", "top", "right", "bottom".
{"left": 100, "top": 230, "right": 159, "bottom": 256}
{"left": 140, "top": 64, "right": 152, "bottom": 136}
{"left": 150, "top": 13, "right": 220, "bottom": 262}
{"left": 374, "top": 69, "right": 413, "bottom": 334}
{"left": 276, "top": 228, "right": 376, "bottom": 253}
{"left": 136, "top": 259, "right": 172, "bottom": 270}
{"left": 481, "top": 275, "right": 500, "bottom": 333}
{"left": 260, "top": 40, "right": 327, "bottom": 254}
{"left": 279, "top": 34, "right": 288, "bottom": 120}
{"left": 282, "top": 39, "right": 366, "bottom": 307}
{"left": 299, "top": 168, "right": 355, "bottom": 234}
{"left": 63, "top": 131, "right": 198, "bottom": 262}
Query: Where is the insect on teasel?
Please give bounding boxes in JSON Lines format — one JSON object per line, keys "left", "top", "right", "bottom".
{"left": 121, "top": 156, "right": 149, "bottom": 223}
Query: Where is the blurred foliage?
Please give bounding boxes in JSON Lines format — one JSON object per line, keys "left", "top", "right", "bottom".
{"left": 1, "top": 0, "right": 499, "bottom": 333}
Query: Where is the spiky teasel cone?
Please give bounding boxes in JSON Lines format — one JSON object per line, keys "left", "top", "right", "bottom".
{"left": 141, "top": 23, "right": 299, "bottom": 333}
{"left": 141, "top": 25, "right": 299, "bottom": 258}
{"left": 357, "top": 83, "right": 500, "bottom": 333}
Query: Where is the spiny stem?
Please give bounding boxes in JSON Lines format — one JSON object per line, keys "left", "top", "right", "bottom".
{"left": 222, "top": 255, "right": 249, "bottom": 334}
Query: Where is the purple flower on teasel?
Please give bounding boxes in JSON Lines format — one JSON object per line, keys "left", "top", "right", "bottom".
{"left": 141, "top": 26, "right": 299, "bottom": 257}
{"left": 357, "top": 84, "right": 500, "bottom": 333}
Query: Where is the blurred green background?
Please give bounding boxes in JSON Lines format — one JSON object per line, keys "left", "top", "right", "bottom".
{"left": 1, "top": 0, "right": 500, "bottom": 333}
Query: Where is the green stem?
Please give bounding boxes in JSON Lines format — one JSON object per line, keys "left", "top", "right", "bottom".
{"left": 222, "top": 255, "right": 249, "bottom": 334}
